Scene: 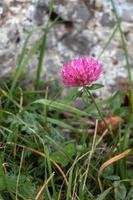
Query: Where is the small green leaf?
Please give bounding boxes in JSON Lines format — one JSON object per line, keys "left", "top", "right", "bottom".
{"left": 50, "top": 152, "right": 69, "bottom": 167}
{"left": 126, "top": 188, "right": 133, "bottom": 200}
{"left": 107, "top": 175, "right": 120, "bottom": 181}
{"left": 96, "top": 187, "right": 112, "bottom": 200}
{"left": 50, "top": 144, "right": 76, "bottom": 167}
{"left": 87, "top": 83, "right": 104, "bottom": 90}
{"left": 64, "top": 143, "right": 76, "bottom": 158}
{"left": 114, "top": 182, "right": 127, "bottom": 200}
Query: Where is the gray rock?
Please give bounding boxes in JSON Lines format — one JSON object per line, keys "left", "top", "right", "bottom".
{"left": 34, "top": 0, "right": 48, "bottom": 25}
{"left": 0, "top": 49, "right": 16, "bottom": 77}
{"left": 0, "top": 1, "right": 9, "bottom": 22}
{"left": 63, "top": 34, "right": 91, "bottom": 55}
{"left": 0, "top": 0, "right": 133, "bottom": 98}
{"left": 121, "top": 9, "right": 133, "bottom": 22}
{"left": 115, "top": 0, "right": 133, "bottom": 22}
{"left": 100, "top": 12, "right": 115, "bottom": 27}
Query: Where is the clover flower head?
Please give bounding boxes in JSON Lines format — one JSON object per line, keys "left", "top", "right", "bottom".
{"left": 61, "top": 56, "right": 102, "bottom": 87}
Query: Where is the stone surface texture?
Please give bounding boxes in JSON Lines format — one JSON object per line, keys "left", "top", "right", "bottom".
{"left": 0, "top": 0, "right": 133, "bottom": 97}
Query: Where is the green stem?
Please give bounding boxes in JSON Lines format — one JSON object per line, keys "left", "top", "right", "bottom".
{"left": 35, "top": 31, "right": 47, "bottom": 89}
{"left": 98, "top": 175, "right": 103, "bottom": 192}
{"left": 85, "top": 88, "right": 113, "bottom": 135}
{"left": 119, "top": 122, "right": 130, "bottom": 179}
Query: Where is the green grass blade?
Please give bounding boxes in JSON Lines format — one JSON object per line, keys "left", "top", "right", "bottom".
{"left": 33, "top": 99, "right": 88, "bottom": 116}
{"left": 35, "top": 0, "right": 56, "bottom": 89}
{"left": 66, "top": 169, "right": 73, "bottom": 200}
{"left": 47, "top": 117, "right": 78, "bottom": 131}
{"left": 11, "top": 35, "right": 44, "bottom": 93}
{"left": 49, "top": 0, "right": 55, "bottom": 18}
